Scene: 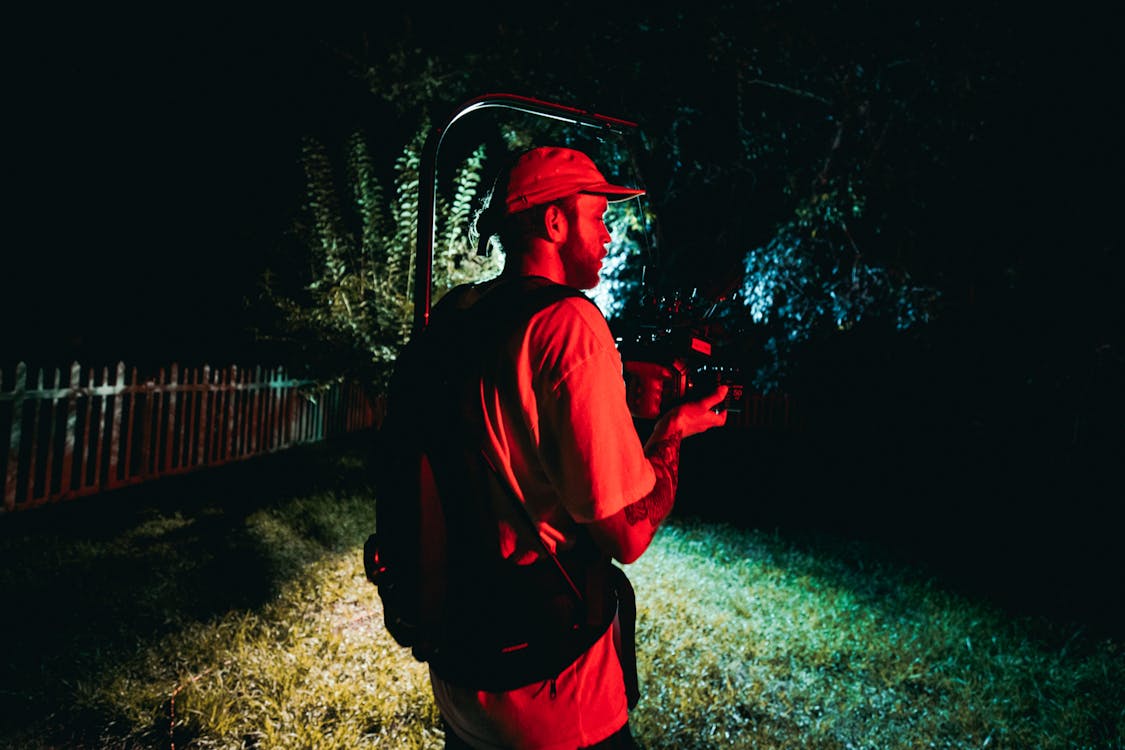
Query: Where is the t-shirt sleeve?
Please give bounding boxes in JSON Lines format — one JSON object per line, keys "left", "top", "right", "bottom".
{"left": 531, "top": 299, "right": 657, "bottom": 523}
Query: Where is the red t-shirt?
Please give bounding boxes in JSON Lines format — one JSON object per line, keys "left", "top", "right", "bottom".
{"left": 430, "top": 292, "right": 655, "bottom": 748}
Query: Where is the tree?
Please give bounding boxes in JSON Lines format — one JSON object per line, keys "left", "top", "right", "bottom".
{"left": 258, "top": 6, "right": 1050, "bottom": 392}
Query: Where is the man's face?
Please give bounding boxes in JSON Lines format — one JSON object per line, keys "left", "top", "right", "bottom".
{"left": 559, "top": 193, "right": 612, "bottom": 290}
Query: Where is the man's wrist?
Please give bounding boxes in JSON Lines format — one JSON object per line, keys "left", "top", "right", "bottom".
{"left": 646, "top": 410, "right": 685, "bottom": 451}
{"left": 630, "top": 429, "right": 682, "bottom": 528}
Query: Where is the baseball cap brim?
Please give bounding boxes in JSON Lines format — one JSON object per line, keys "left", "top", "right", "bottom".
{"left": 504, "top": 147, "right": 646, "bottom": 213}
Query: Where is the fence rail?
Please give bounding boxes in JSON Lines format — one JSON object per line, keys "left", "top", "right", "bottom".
{"left": 1, "top": 361, "right": 381, "bottom": 513}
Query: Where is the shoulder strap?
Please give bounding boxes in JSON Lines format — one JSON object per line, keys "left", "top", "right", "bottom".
{"left": 459, "top": 275, "right": 591, "bottom": 338}
{"left": 478, "top": 449, "right": 585, "bottom": 602}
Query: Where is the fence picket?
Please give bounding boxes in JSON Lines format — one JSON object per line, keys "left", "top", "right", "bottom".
{"left": 197, "top": 365, "right": 210, "bottom": 469}
{"left": 93, "top": 366, "right": 107, "bottom": 490}
{"left": 239, "top": 367, "right": 250, "bottom": 459}
{"left": 123, "top": 366, "right": 140, "bottom": 484}
{"left": 3, "top": 363, "right": 27, "bottom": 512}
{"left": 248, "top": 366, "right": 260, "bottom": 455}
{"left": 271, "top": 367, "right": 283, "bottom": 451}
{"left": 107, "top": 363, "right": 124, "bottom": 489}
{"left": 25, "top": 369, "right": 44, "bottom": 505}
{"left": 59, "top": 363, "right": 79, "bottom": 498}
{"left": 223, "top": 366, "right": 234, "bottom": 462}
{"left": 77, "top": 367, "right": 93, "bottom": 494}
{"left": 164, "top": 365, "right": 178, "bottom": 474}
{"left": 183, "top": 367, "right": 196, "bottom": 470}
{"left": 208, "top": 367, "right": 220, "bottom": 464}
{"left": 144, "top": 368, "right": 158, "bottom": 479}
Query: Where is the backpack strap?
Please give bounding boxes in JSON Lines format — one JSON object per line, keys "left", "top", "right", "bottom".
{"left": 478, "top": 449, "right": 584, "bottom": 602}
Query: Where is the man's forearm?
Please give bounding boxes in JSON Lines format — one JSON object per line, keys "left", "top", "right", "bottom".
{"left": 624, "top": 429, "right": 682, "bottom": 528}
{"left": 585, "top": 424, "right": 684, "bottom": 564}
{"left": 589, "top": 393, "right": 725, "bottom": 564}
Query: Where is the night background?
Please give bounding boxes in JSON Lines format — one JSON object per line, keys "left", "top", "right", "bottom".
{"left": 2, "top": 0, "right": 1122, "bottom": 716}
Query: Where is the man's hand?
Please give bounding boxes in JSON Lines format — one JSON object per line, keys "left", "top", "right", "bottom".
{"left": 660, "top": 384, "right": 729, "bottom": 439}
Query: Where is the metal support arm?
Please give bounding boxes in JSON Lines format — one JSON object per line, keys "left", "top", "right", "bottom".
{"left": 413, "top": 93, "right": 640, "bottom": 334}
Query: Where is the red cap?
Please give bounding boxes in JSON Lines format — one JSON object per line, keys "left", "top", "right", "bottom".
{"left": 504, "top": 147, "right": 645, "bottom": 214}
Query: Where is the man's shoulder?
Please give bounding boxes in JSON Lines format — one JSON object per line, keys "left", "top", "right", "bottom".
{"left": 527, "top": 293, "right": 616, "bottom": 360}
{"left": 426, "top": 277, "right": 602, "bottom": 357}
{"left": 449, "top": 276, "right": 598, "bottom": 327}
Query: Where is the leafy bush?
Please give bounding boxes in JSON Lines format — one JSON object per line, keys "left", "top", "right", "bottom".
{"left": 251, "top": 123, "right": 501, "bottom": 392}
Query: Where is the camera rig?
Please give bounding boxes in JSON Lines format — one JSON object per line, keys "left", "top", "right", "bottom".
{"left": 414, "top": 93, "right": 744, "bottom": 418}
{"left": 613, "top": 288, "right": 744, "bottom": 417}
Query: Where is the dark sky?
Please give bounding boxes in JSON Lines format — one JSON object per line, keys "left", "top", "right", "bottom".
{"left": 6, "top": 27, "right": 351, "bottom": 368}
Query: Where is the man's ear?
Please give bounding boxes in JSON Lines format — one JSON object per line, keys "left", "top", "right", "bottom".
{"left": 543, "top": 203, "right": 568, "bottom": 243}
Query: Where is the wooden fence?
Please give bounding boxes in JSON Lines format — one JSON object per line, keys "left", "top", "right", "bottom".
{"left": 1, "top": 361, "right": 382, "bottom": 513}
{"left": 727, "top": 390, "right": 800, "bottom": 432}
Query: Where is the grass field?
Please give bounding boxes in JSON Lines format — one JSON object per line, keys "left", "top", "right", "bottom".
{"left": 0, "top": 435, "right": 1120, "bottom": 749}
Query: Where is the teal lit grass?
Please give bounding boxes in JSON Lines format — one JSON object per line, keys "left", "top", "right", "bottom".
{"left": 0, "top": 438, "right": 1120, "bottom": 749}
{"left": 629, "top": 523, "right": 1123, "bottom": 748}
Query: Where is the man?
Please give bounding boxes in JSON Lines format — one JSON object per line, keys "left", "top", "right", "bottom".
{"left": 422, "top": 146, "right": 728, "bottom": 748}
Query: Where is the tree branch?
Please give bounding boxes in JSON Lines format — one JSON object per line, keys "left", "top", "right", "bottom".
{"left": 743, "top": 78, "right": 831, "bottom": 106}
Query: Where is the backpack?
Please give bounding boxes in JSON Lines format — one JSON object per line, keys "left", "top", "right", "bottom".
{"left": 364, "top": 275, "right": 623, "bottom": 691}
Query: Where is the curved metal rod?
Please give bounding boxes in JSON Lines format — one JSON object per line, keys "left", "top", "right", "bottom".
{"left": 413, "top": 93, "right": 641, "bottom": 334}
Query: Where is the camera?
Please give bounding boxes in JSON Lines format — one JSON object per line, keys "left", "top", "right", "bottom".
{"left": 613, "top": 290, "right": 744, "bottom": 420}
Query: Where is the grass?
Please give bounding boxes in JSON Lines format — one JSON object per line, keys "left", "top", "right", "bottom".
{"left": 0, "top": 435, "right": 1120, "bottom": 749}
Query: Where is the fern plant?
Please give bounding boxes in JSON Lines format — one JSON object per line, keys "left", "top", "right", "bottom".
{"left": 254, "top": 123, "right": 501, "bottom": 391}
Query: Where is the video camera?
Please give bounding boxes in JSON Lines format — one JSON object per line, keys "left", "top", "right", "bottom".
{"left": 614, "top": 287, "right": 744, "bottom": 420}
